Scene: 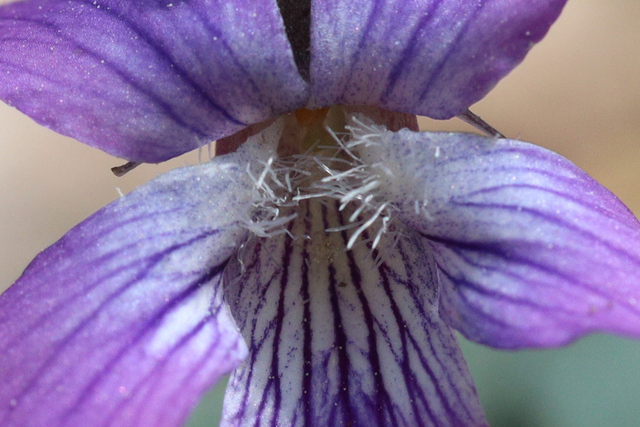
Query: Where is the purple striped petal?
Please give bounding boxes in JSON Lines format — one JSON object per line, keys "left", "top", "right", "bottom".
{"left": 354, "top": 122, "right": 640, "bottom": 348}
{"left": 0, "top": 0, "right": 307, "bottom": 162}
{"left": 0, "top": 133, "right": 282, "bottom": 426}
{"left": 221, "top": 199, "right": 487, "bottom": 426}
{"left": 309, "top": 0, "right": 566, "bottom": 118}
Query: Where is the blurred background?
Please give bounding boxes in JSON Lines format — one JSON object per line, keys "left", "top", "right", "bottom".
{"left": 1, "top": 0, "right": 640, "bottom": 425}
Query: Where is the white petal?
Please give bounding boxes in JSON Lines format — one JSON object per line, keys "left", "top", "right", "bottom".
{"left": 221, "top": 199, "right": 486, "bottom": 426}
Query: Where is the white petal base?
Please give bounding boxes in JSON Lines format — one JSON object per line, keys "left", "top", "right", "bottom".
{"left": 222, "top": 199, "right": 486, "bottom": 426}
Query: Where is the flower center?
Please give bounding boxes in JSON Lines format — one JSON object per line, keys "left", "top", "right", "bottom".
{"left": 276, "top": 106, "right": 346, "bottom": 156}
{"left": 246, "top": 107, "right": 400, "bottom": 251}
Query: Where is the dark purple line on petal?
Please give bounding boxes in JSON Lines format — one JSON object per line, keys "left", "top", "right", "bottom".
{"left": 105, "top": 274, "right": 232, "bottom": 425}
{"left": 226, "top": 250, "right": 295, "bottom": 426}
{"left": 327, "top": 262, "right": 354, "bottom": 424}
{"left": 341, "top": 217, "right": 394, "bottom": 425}
{"left": 392, "top": 234, "right": 480, "bottom": 424}
{"left": 336, "top": 0, "right": 390, "bottom": 102}
{"left": 460, "top": 183, "right": 633, "bottom": 224}
{"left": 300, "top": 203, "right": 314, "bottom": 425}
{"left": 450, "top": 201, "right": 640, "bottom": 263}
{"left": 437, "top": 242, "right": 604, "bottom": 313}
{"left": 233, "top": 241, "right": 282, "bottom": 333}
{"left": 370, "top": 252, "right": 424, "bottom": 425}
{"left": 12, "top": 233, "right": 222, "bottom": 404}
{"left": 372, "top": 234, "right": 465, "bottom": 425}
{"left": 33, "top": 208, "right": 193, "bottom": 282}
{"left": 231, "top": 238, "right": 263, "bottom": 305}
{"left": 102, "top": 315, "right": 214, "bottom": 426}
{"left": 227, "top": 239, "right": 268, "bottom": 424}
{"left": 417, "top": 0, "right": 486, "bottom": 104}
{"left": 374, "top": 270, "right": 433, "bottom": 422}
{"left": 436, "top": 264, "right": 522, "bottom": 329}
{"left": 380, "top": 0, "right": 444, "bottom": 103}
{"left": 322, "top": 203, "right": 354, "bottom": 424}
{"left": 424, "top": 233, "right": 579, "bottom": 280}
{"left": 320, "top": 198, "right": 331, "bottom": 231}
{"left": 424, "top": 233, "right": 640, "bottom": 315}
{"left": 355, "top": 0, "right": 386, "bottom": 51}
{"left": 5, "top": 9, "right": 244, "bottom": 139}
{"left": 264, "top": 226, "right": 295, "bottom": 425}
{"left": 125, "top": 295, "right": 245, "bottom": 427}
{"left": 234, "top": 221, "right": 297, "bottom": 427}
{"left": 436, "top": 256, "right": 570, "bottom": 318}
{"left": 3, "top": 227, "right": 214, "bottom": 350}
{"left": 422, "top": 155, "right": 579, "bottom": 186}
{"left": 59, "top": 260, "right": 229, "bottom": 423}
{"left": 409, "top": 142, "right": 582, "bottom": 179}
{"left": 75, "top": 0, "right": 246, "bottom": 125}
{"left": 188, "top": 2, "right": 273, "bottom": 108}
{"left": 2, "top": 18, "right": 221, "bottom": 139}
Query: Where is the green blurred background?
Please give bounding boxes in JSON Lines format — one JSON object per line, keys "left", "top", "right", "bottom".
{"left": 1, "top": 0, "right": 639, "bottom": 425}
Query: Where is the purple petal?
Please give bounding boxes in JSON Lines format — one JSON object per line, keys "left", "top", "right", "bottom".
{"left": 221, "top": 199, "right": 487, "bottom": 426}
{"left": 0, "top": 137, "right": 281, "bottom": 426}
{"left": 355, "top": 122, "right": 640, "bottom": 348}
{"left": 309, "top": 0, "right": 567, "bottom": 118}
{"left": 0, "top": 0, "right": 307, "bottom": 162}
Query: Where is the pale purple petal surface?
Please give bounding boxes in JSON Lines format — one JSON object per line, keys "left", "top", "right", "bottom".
{"left": 0, "top": 0, "right": 308, "bottom": 162}
{"left": 222, "top": 199, "right": 486, "bottom": 426}
{"left": 0, "top": 133, "right": 286, "bottom": 426}
{"left": 310, "top": 0, "right": 567, "bottom": 118}
{"left": 356, "top": 124, "right": 640, "bottom": 348}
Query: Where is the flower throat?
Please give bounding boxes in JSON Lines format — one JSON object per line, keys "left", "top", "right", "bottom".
{"left": 246, "top": 107, "right": 401, "bottom": 252}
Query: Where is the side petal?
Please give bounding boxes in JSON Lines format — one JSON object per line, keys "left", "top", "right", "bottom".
{"left": 309, "top": 0, "right": 566, "bottom": 118}
{"left": 0, "top": 0, "right": 308, "bottom": 162}
{"left": 222, "top": 199, "right": 487, "bottom": 426}
{"left": 354, "top": 122, "right": 640, "bottom": 348}
{"left": 0, "top": 126, "right": 283, "bottom": 427}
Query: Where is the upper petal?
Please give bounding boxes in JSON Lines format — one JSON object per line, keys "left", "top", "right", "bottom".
{"left": 0, "top": 127, "right": 282, "bottom": 426}
{"left": 309, "top": 0, "right": 567, "bottom": 118}
{"left": 353, "top": 121, "right": 640, "bottom": 349}
{"left": 0, "top": 0, "right": 308, "bottom": 162}
{"left": 222, "top": 199, "right": 486, "bottom": 426}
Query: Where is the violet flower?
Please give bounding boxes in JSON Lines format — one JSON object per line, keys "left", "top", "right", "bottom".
{"left": 2, "top": 1, "right": 640, "bottom": 426}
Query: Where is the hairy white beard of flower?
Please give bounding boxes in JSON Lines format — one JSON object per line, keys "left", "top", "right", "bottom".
{"left": 243, "top": 114, "right": 410, "bottom": 256}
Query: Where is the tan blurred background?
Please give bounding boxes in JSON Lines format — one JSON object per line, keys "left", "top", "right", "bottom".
{"left": 1, "top": 1, "right": 640, "bottom": 426}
